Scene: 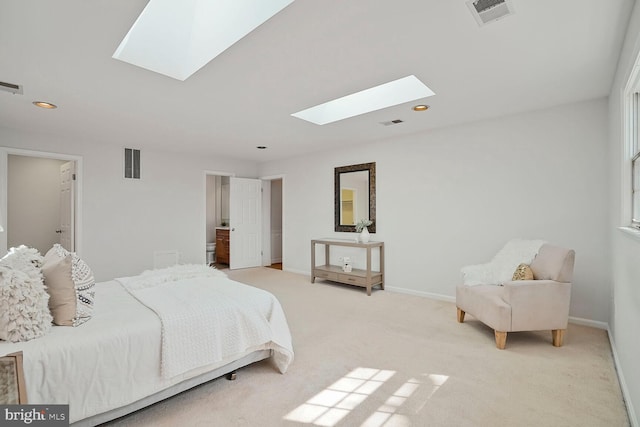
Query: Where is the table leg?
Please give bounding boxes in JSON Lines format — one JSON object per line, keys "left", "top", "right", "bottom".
{"left": 311, "top": 241, "right": 316, "bottom": 283}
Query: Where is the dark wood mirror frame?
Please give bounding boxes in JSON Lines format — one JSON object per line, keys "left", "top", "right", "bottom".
{"left": 0, "top": 351, "right": 27, "bottom": 404}
{"left": 334, "top": 162, "right": 376, "bottom": 233}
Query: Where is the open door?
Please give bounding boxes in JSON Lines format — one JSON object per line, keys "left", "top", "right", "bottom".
{"left": 229, "top": 177, "right": 261, "bottom": 269}
{"left": 59, "top": 162, "right": 75, "bottom": 251}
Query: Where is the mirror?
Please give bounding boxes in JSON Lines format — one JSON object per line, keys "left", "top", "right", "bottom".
{"left": 335, "top": 162, "right": 376, "bottom": 233}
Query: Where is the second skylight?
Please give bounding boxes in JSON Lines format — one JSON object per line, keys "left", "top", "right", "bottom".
{"left": 291, "top": 75, "right": 435, "bottom": 125}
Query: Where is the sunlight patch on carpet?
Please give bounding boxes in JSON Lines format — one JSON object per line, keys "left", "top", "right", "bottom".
{"left": 362, "top": 374, "right": 449, "bottom": 426}
{"left": 283, "top": 367, "right": 395, "bottom": 426}
{"left": 283, "top": 369, "right": 449, "bottom": 426}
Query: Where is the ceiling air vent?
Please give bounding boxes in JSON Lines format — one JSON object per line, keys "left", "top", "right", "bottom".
{"left": 467, "top": 0, "right": 515, "bottom": 26}
{"left": 380, "top": 119, "right": 404, "bottom": 126}
{"left": 0, "top": 81, "right": 23, "bottom": 95}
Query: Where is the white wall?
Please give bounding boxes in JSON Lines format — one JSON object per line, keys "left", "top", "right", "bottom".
{"left": 0, "top": 127, "right": 258, "bottom": 281}
{"left": 7, "top": 155, "right": 66, "bottom": 254}
{"left": 608, "top": 0, "right": 640, "bottom": 423}
{"left": 260, "top": 98, "right": 610, "bottom": 322}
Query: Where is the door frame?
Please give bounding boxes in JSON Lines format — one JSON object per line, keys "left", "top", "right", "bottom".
{"left": 203, "top": 170, "right": 235, "bottom": 264}
{"left": 260, "top": 174, "right": 285, "bottom": 268}
{"left": 0, "top": 147, "right": 83, "bottom": 256}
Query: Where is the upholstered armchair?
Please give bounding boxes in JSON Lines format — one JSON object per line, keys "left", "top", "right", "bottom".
{"left": 456, "top": 242, "right": 575, "bottom": 349}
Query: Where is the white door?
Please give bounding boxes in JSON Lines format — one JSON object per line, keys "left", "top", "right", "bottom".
{"left": 59, "top": 162, "right": 75, "bottom": 251}
{"left": 229, "top": 177, "right": 261, "bottom": 269}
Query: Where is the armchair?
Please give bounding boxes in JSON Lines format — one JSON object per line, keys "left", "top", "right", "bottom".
{"left": 456, "top": 243, "right": 575, "bottom": 349}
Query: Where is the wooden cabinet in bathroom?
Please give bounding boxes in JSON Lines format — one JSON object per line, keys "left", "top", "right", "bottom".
{"left": 216, "top": 228, "right": 230, "bottom": 265}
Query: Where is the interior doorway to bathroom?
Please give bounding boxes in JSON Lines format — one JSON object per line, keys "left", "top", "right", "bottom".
{"left": 205, "top": 173, "right": 231, "bottom": 269}
{"left": 205, "top": 172, "right": 265, "bottom": 270}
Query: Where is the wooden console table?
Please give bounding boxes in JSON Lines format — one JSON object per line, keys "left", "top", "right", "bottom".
{"left": 311, "top": 239, "right": 384, "bottom": 296}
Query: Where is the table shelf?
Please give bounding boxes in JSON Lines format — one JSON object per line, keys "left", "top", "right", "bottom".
{"left": 311, "top": 239, "right": 385, "bottom": 296}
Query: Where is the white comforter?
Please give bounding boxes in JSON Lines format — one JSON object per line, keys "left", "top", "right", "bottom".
{"left": 116, "top": 265, "right": 293, "bottom": 378}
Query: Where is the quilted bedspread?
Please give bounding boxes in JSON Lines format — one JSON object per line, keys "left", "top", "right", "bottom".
{"left": 116, "top": 265, "right": 293, "bottom": 379}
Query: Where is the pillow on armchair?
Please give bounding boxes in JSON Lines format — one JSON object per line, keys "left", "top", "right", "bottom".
{"left": 512, "top": 263, "right": 534, "bottom": 280}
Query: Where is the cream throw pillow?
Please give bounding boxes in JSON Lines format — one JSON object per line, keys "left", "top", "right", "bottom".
{"left": 0, "top": 245, "right": 53, "bottom": 342}
{"left": 43, "top": 244, "right": 95, "bottom": 326}
{"left": 512, "top": 263, "right": 534, "bottom": 281}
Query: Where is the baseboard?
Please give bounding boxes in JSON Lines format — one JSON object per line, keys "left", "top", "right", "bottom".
{"left": 607, "top": 327, "right": 639, "bottom": 427}
{"left": 282, "top": 267, "right": 308, "bottom": 276}
{"left": 385, "top": 286, "right": 456, "bottom": 303}
{"left": 568, "top": 316, "right": 608, "bottom": 330}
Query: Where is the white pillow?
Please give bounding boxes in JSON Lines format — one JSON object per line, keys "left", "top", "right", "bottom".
{"left": 0, "top": 246, "right": 53, "bottom": 342}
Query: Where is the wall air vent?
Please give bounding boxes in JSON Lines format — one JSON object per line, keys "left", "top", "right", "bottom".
{"left": 0, "top": 81, "right": 23, "bottom": 95}
{"left": 124, "top": 148, "right": 141, "bottom": 179}
{"left": 467, "top": 0, "right": 515, "bottom": 26}
{"left": 380, "top": 119, "right": 404, "bottom": 126}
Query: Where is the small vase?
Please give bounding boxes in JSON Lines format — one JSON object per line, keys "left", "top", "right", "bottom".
{"left": 360, "top": 227, "right": 370, "bottom": 243}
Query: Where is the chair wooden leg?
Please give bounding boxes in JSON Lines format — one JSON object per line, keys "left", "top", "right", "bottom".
{"left": 457, "top": 308, "right": 465, "bottom": 323}
{"left": 552, "top": 329, "right": 565, "bottom": 347}
{"left": 495, "top": 331, "right": 507, "bottom": 349}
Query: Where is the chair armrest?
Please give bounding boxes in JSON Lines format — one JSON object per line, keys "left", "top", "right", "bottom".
{"left": 501, "top": 280, "right": 571, "bottom": 331}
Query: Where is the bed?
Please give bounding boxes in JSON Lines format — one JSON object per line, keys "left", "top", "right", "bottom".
{"left": 0, "top": 265, "right": 294, "bottom": 426}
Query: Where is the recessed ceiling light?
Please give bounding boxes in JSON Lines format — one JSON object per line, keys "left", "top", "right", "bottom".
{"left": 33, "top": 101, "right": 57, "bottom": 109}
{"left": 413, "top": 104, "right": 429, "bottom": 111}
{"left": 113, "top": 0, "right": 294, "bottom": 81}
{"left": 291, "top": 75, "right": 435, "bottom": 125}
{"left": 256, "top": 146, "right": 267, "bottom": 150}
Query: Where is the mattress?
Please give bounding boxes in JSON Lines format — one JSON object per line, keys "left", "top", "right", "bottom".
{"left": 0, "top": 278, "right": 290, "bottom": 424}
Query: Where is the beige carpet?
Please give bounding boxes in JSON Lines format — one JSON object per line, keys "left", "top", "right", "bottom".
{"left": 104, "top": 268, "right": 629, "bottom": 427}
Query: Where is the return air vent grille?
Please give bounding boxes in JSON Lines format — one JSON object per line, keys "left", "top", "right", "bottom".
{"left": 467, "top": 0, "right": 514, "bottom": 26}
{"left": 124, "top": 148, "right": 141, "bottom": 179}
{"left": 380, "top": 119, "right": 404, "bottom": 126}
{"left": 0, "top": 81, "right": 23, "bottom": 95}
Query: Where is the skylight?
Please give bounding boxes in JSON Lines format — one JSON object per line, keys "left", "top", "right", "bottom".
{"left": 291, "top": 75, "right": 435, "bottom": 125}
{"left": 113, "top": 0, "right": 295, "bottom": 81}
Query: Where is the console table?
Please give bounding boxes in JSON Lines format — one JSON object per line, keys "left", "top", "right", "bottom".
{"left": 311, "top": 239, "right": 384, "bottom": 296}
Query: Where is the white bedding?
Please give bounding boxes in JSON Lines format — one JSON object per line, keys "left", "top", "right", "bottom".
{"left": 116, "top": 266, "right": 293, "bottom": 378}
{"left": 0, "top": 273, "right": 294, "bottom": 424}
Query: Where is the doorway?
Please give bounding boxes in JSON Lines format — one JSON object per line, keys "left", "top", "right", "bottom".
{"left": 204, "top": 172, "right": 263, "bottom": 270}
{"left": 0, "top": 148, "right": 81, "bottom": 256}
{"left": 205, "top": 172, "right": 283, "bottom": 270}
{"left": 205, "top": 172, "right": 231, "bottom": 269}
{"left": 261, "top": 176, "right": 284, "bottom": 270}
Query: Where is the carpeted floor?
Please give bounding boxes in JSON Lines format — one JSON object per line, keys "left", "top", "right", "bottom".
{"left": 104, "top": 267, "right": 629, "bottom": 427}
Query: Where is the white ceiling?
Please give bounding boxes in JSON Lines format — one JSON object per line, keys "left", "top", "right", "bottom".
{"left": 0, "top": 0, "right": 634, "bottom": 162}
